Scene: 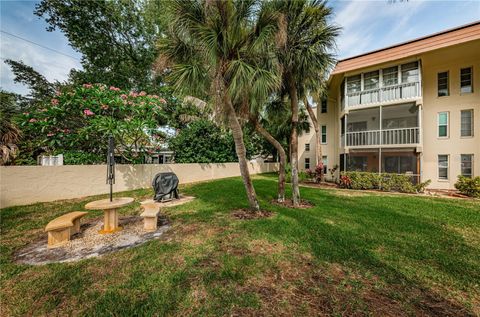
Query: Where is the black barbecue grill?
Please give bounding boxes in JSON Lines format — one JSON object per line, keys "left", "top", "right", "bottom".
{"left": 152, "top": 172, "right": 179, "bottom": 202}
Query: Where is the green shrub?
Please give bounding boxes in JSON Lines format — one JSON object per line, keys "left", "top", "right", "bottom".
{"left": 60, "top": 151, "right": 105, "bottom": 165}
{"left": 454, "top": 176, "right": 480, "bottom": 198}
{"left": 284, "top": 164, "right": 309, "bottom": 183}
{"left": 340, "top": 172, "right": 431, "bottom": 194}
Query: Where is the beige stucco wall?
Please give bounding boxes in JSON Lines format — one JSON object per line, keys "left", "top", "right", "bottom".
{"left": 311, "top": 39, "right": 480, "bottom": 189}
{"left": 0, "top": 162, "right": 278, "bottom": 208}
{"left": 420, "top": 40, "right": 480, "bottom": 189}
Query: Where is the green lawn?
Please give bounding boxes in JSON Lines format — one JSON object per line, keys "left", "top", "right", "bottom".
{"left": 1, "top": 174, "right": 479, "bottom": 316}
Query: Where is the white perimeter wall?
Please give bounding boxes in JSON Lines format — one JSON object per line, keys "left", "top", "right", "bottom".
{"left": 0, "top": 162, "right": 278, "bottom": 208}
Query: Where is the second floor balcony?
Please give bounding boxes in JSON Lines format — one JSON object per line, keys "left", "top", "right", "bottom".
{"left": 341, "top": 61, "right": 422, "bottom": 110}
{"left": 341, "top": 102, "right": 421, "bottom": 148}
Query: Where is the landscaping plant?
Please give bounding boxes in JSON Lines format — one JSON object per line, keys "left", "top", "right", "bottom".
{"left": 17, "top": 84, "right": 172, "bottom": 163}
{"left": 455, "top": 175, "right": 480, "bottom": 198}
{"left": 340, "top": 171, "right": 431, "bottom": 194}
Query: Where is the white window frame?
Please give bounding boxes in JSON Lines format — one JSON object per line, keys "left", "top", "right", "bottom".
{"left": 438, "top": 154, "right": 449, "bottom": 181}
{"left": 322, "top": 155, "right": 328, "bottom": 174}
{"left": 437, "top": 112, "right": 449, "bottom": 138}
{"left": 460, "top": 109, "right": 474, "bottom": 137}
{"left": 321, "top": 125, "right": 327, "bottom": 144}
{"left": 460, "top": 154, "right": 474, "bottom": 178}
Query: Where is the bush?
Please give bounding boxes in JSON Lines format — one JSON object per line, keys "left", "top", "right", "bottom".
{"left": 284, "top": 164, "right": 309, "bottom": 183}
{"left": 340, "top": 171, "right": 431, "bottom": 194}
{"left": 455, "top": 176, "right": 480, "bottom": 198}
{"left": 61, "top": 151, "right": 105, "bottom": 165}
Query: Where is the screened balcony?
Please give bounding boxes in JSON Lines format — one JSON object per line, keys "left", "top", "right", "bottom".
{"left": 341, "top": 61, "right": 421, "bottom": 109}
{"left": 341, "top": 103, "right": 420, "bottom": 147}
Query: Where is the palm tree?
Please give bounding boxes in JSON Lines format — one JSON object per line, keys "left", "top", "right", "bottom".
{"left": 249, "top": 105, "right": 287, "bottom": 202}
{"left": 157, "top": 0, "right": 279, "bottom": 211}
{"left": 271, "top": 0, "right": 339, "bottom": 206}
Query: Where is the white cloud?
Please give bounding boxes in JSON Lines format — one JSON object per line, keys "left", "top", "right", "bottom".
{"left": 333, "top": 0, "right": 428, "bottom": 59}
{"left": 0, "top": 34, "right": 82, "bottom": 95}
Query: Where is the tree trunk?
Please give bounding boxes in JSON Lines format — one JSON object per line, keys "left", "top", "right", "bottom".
{"left": 250, "top": 116, "right": 286, "bottom": 202}
{"left": 287, "top": 75, "right": 300, "bottom": 207}
{"left": 304, "top": 97, "right": 323, "bottom": 182}
{"left": 225, "top": 99, "right": 260, "bottom": 211}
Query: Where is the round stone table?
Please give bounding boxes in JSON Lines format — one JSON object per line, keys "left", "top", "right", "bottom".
{"left": 85, "top": 197, "right": 134, "bottom": 234}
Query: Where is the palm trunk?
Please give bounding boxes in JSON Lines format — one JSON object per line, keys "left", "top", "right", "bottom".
{"left": 225, "top": 99, "right": 260, "bottom": 211}
{"left": 304, "top": 97, "right": 323, "bottom": 182}
{"left": 287, "top": 75, "right": 300, "bottom": 206}
{"left": 250, "top": 116, "right": 286, "bottom": 202}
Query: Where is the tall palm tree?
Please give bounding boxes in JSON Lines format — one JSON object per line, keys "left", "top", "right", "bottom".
{"left": 157, "top": 0, "right": 279, "bottom": 211}
{"left": 272, "top": 0, "right": 339, "bottom": 206}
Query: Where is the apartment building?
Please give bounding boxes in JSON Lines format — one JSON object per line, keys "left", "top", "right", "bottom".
{"left": 301, "top": 22, "right": 480, "bottom": 189}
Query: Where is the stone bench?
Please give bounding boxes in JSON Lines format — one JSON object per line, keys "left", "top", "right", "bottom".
{"left": 140, "top": 203, "right": 161, "bottom": 232}
{"left": 45, "top": 211, "right": 88, "bottom": 248}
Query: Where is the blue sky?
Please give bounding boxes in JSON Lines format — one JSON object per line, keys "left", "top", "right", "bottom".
{"left": 1, "top": 0, "right": 479, "bottom": 95}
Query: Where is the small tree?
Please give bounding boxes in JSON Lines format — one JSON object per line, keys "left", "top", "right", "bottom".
{"left": 17, "top": 83, "right": 171, "bottom": 164}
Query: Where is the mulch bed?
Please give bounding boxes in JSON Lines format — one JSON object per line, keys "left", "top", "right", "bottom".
{"left": 271, "top": 199, "right": 314, "bottom": 209}
{"left": 232, "top": 209, "right": 274, "bottom": 220}
{"left": 300, "top": 181, "right": 339, "bottom": 189}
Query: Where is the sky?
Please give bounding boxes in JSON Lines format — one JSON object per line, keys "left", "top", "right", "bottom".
{"left": 0, "top": 0, "right": 479, "bottom": 96}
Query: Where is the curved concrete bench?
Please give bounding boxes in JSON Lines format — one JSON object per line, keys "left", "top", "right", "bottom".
{"left": 140, "top": 203, "right": 160, "bottom": 232}
{"left": 45, "top": 211, "right": 88, "bottom": 248}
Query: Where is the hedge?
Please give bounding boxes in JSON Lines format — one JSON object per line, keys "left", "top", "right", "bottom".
{"left": 339, "top": 171, "right": 431, "bottom": 194}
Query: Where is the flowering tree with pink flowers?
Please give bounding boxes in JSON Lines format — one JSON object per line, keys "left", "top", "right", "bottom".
{"left": 18, "top": 83, "right": 173, "bottom": 164}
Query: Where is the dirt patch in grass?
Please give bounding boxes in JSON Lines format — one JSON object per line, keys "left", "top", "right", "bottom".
{"left": 248, "top": 239, "right": 285, "bottom": 255}
{"left": 234, "top": 255, "right": 473, "bottom": 317}
{"left": 232, "top": 209, "right": 274, "bottom": 220}
{"left": 271, "top": 199, "right": 314, "bottom": 209}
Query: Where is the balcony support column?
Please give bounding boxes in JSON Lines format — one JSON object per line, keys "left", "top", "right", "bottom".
{"left": 379, "top": 105, "right": 383, "bottom": 177}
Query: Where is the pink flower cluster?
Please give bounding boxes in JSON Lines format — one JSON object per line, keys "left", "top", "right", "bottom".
{"left": 29, "top": 118, "right": 37, "bottom": 123}
{"left": 120, "top": 94, "right": 128, "bottom": 100}
{"left": 83, "top": 83, "right": 93, "bottom": 89}
{"left": 83, "top": 109, "right": 94, "bottom": 116}
{"left": 109, "top": 86, "right": 121, "bottom": 91}
{"left": 51, "top": 98, "right": 59, "bottom": 105}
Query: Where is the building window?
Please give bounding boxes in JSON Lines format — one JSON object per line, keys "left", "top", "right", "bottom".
{"left": 437, "top": 71, "right": 449, "bottom": 96}
{"left": 322, "top": 156, "right": 328, "bottom": 174}
{"left": 305, "top": 158, "right": 310, "bottom": 170}
{"left": 382, "top": 66, "right": 398, "bottom": 87}
{"left": 461, "top": 109, "right": 474, "bottom": 137}
{"left": 305, "top": 143, "right": 310, "bottom": 152}
{"left": 461, "top": 154, "right": 473, "bottom": 178}
{"left": 438, "top": 155, "right": 449, "bottom": 180}
{"left": 438, "top": 112, "right": 449, "bottom": 137}
{"left": 321, "top": 99, "right": 327, "bottom": 113}
{"left": 460, "top": 67, "right": 473, "bottom": 93}
{"left": 364, "top": 70, "right": 379, "bottom": 90}
{"left": 347, "top": 75, "right": 361, "bottom": 93}
{"left": 321, "top": 125, "right": 327, "bottom": 144}
{"left": 401, "top": 62, "right": 419, "bottom": 83}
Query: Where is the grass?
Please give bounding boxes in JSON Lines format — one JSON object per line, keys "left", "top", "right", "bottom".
{"left": 1, "top": 174, "right": 479, "bottom": 316}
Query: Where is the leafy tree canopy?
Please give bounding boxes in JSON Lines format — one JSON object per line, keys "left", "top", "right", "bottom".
{"left": 169, "top": 119, "right": 260, "bottom": 164}
{"left": 16, "top": 83, "right": 175, "bottom": 165}
{"left": 35, "top": 0, "right": 165, "bottom": 91}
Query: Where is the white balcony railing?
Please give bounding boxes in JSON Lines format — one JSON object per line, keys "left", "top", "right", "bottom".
{"left": 343, "top": 127, "right": 420, "bottom": 147}
{"left": 346, "top": 82, "right": 421, "bottom": 108}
